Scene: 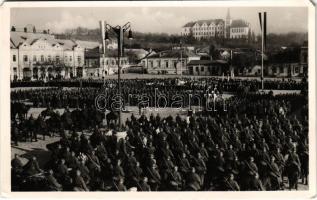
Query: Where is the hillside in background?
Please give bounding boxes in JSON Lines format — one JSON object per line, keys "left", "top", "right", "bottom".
{"left": 54, "top": 27, "right": 308, "bottom": 51}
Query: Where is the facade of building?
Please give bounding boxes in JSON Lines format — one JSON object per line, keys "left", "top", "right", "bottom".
{"left": 300, "top": 41, "right": 308, "bottom": 76}
{"left": 187, "top": 60, "right": 229, "bottom": 76}
{"left": 266, "top": 42, "right": 308, "bottom": 77}
{"left": 84, "top": 46, "right": 129, "bottom": 78}
{"left": 229, "top": 19, "right": 251, "bottom": 39}
{"left": 144, "top": 49, "right": 200, "bottom": 75}
{"left": 182, "top": 19, "right": 225, "bottom": 40}
{"left": 181, "top": 9, "right": 251, "bottom": 40}
{"left": 10, "top": 25, "right": 85, "bottom": 81}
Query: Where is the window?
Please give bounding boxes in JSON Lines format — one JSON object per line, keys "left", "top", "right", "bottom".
{"left": 23, "top": 55, "right": 28, "bottom": 62}
{"left": 112, "top": 60, "right": 115, "bottom": 65}
{"left": 56, "top": 56, "right": 60, "bottom": 62}
{"left": 13, "top": 55, "right": 16, "bottom": 62}
{"left": 33, "top": 55, "right": 36, "bottom": 62}
{"left": 272, "top": 66, "right": 277, "bottom": 73}
{"left": 295, "top": 66, "right": 299, "bottom": 73}
{"left": 69, "top": 56, "right": 72, "bottom": 62}
{"left": 65, "top": 56, "right": 68, "bottom": 61}
{"left": 149, "top": 61, "right": 153, "bottom": 68}
{"left": 77, "top": 56, "right": 81, "bottom": 64}
{"left": 201, "top": 66, "right": 204, "bottom": 72}
{"left": 106, "top": 60, "right": 109, "bottom": 65}
{"left": 41, "top": 55, "right": 44, "bottom": 62}
{"left": 277, "top": 66, "right": 283, "bottom": 74}
{"left": 48, "top": 55, "right": 51, "bottom": 62}
{"left": 157, "top": 60, "right": 161, "bottom": 67}
{"left": 165, "top": 60, "right": 169, "bottom": 68}
{"left": 196, "top": 67, "right": 199, "bottom": 72}
{"left": 173, "top": 61, "right": 177, "bottom": 68}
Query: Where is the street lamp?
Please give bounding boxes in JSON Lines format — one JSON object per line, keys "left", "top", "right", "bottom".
{"left": 104, "top": 22, "right": 133, "bottom": 129}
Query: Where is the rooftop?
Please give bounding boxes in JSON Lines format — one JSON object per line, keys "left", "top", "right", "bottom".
{"left": 147, "top": 49, "right": 198, "bottom": 59}
{"left": 187, "top": 60, "right": 228, "bottom": 65}
{"left": 183, "top": 19, "right": 224, "bottom": 27}
{"left": 230, "top": 19, "right": 249, "bottom": 28}
{"left": 10, "top": 30, "right": 80, "bottom": 51}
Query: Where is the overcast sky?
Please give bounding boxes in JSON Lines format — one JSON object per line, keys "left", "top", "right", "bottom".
{"left": 11, "top": 7, "right": 308, "bottom": 35}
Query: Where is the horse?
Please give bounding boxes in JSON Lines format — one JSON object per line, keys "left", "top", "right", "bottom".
{"left": 106, "top": 110, "right": 119, "bottom": 128}
{"left": 61, "top": 109, "right": 73, "bottom": 130}
{"left": 11, "top": 102, "right": 31, "bottom": 121}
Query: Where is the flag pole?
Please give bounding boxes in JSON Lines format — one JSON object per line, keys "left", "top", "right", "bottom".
{"left": 261, "top": 19, "right": 264, "bottom": 91}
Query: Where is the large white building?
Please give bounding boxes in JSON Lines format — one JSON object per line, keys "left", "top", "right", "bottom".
{"left": 229, "top": 19, "right": 251, "bottom": 39}
{"left": 10, "top": 25, "right": 85, "bottom": 81}
{"left": 181, "top": 9, "right": 251, "bottom": 40}
{"left": 182, "top": 19, "right": 225, "bottom": 40}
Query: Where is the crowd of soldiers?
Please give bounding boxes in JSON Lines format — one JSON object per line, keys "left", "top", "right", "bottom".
{"left": 11, "top": 77, "right": 307, "bottom": 110}
{"left": 11, "top": 77, "right": 307, "bottom": 91}
{"left": 11, "top": 86, "right": 308, "bottom": 191}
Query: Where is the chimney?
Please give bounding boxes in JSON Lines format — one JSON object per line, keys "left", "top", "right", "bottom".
{"left": 24, "top": 27, "right": 27, "bottom": 33}
{"left": 11, "top": 26, "right": 16, "bottom": 32}
{"left": 47, "top": 29, "right": 50, "bottom": 34}
{"left": 33, "top": 26, "right": 36, "bottom": 33}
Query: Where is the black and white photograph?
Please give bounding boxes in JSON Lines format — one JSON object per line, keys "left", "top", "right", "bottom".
{"left": 1, "top": 1, "right": 315, "bottom": 195}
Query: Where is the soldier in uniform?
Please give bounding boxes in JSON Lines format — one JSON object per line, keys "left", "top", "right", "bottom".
{"left": 23, "top": 156, "right": 43, "bottom": 176}
{"left": 268, "top": 156, "right": 283, "bottom": 190}
{"left": 248, "top": 173, "right": 265, "bottom": 191}
{"left": 11, "top": 122, "right": 19, "bottom": 146}
{"left": 178, "top": 152, "right": 191, "bottom": 175}
{"left": 223, "top": 173, "right": 240, "bottom": 191}
{"left": 114, "top": 178, "right": 127, "bottom": 191}
{"left": 146, "top": 164, "right": 161, "bottom": 191}
{"left": 165, "top": 166, "right": 182, "bottom": 191}
{"left": 286, "top": 148, "right": 301, "bottom": 190}
{"left": 185, "top": 167, "right": 201, "bottom": 191}
{"left": 73, "top": 169, "right": 89, "bottom": 191}
{"left": 56, "top": 159, "right": 69, "bottom": 183}
{"left": 46, "top": 169, "right": 63, "bottom": 191}
{"left": 193, "top": 153, "right": 207, "bottom": 186}
{"left": 139, "top": 177, "right": 151, "bottom": 191}
{"left": 11, "top": 154, "right": 23, "bottom": 173}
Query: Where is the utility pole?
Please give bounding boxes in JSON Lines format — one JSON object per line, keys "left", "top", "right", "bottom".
{"left": 105, "top": 22, "right": 133, "bottom": 129}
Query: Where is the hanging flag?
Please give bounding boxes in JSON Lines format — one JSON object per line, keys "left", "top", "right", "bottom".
{"left": 264, "top": 12, "right": 267, "bottom": 52}
{"left": 258, "top": 13, "right": 262, "bottom": 31}
{"left": 258, "top": 12, "right": 267, "bottom": 52}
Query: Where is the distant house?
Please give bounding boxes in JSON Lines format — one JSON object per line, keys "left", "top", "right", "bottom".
{"left": 187, "top": 60, "right": 229, "bottom": 76}
{"left": 229, "top": 19, "right": 250, "bottom": 39}
{"left": 85, "top": 47, "right": 101, "bottom": 78}
{"left": 85, "top": 46, "right": 129, "bottom": 77}
{"left": 267, "top": 45, "right": 306, "bottom": 77}
{"left": 10, "top": 25, "right": 84, "bottom": 81}
{"left": 144, "top": 49, "right": 200, "bottom": 75}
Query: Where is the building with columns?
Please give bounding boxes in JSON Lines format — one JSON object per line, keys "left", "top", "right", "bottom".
{"left": 10, "top": 25, "right": 85, "bottom": 81}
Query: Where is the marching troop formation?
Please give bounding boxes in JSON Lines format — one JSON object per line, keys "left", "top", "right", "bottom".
{"left": 11, "top": 79, "right": 308, "bottom": 191}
